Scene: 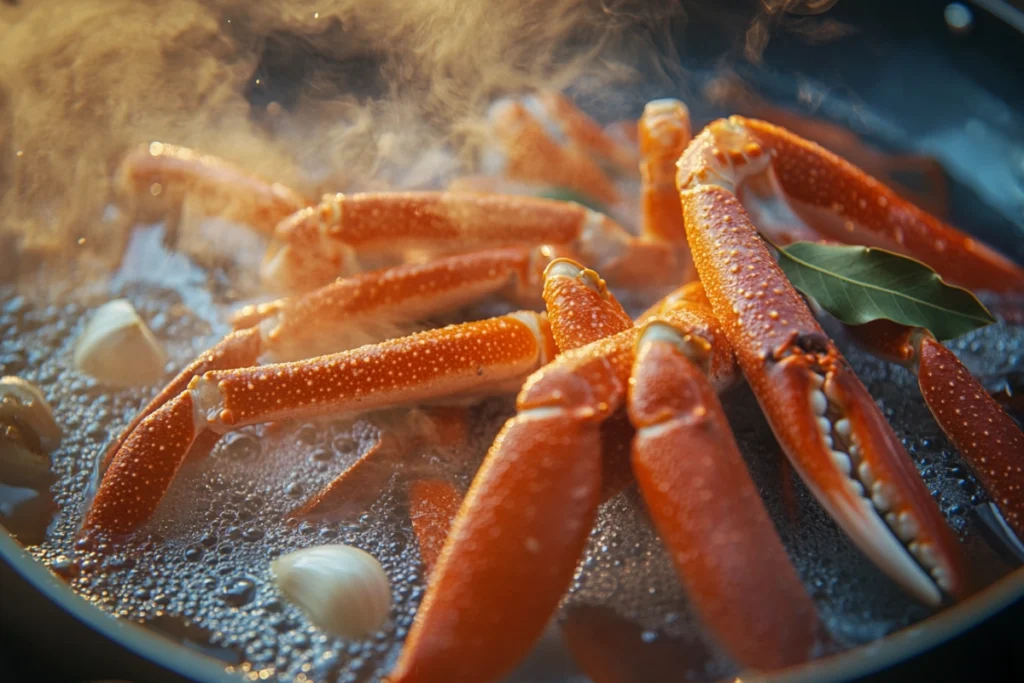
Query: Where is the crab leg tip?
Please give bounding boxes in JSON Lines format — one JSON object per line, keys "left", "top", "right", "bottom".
{"left": 916, "top": 334, "right": 1024, "bottom": 541}
{"left": 629, "top": 324, "right": 819, "bottom": 670}
{"left": 82, "top": 392, "right": 201, "bottom": 537}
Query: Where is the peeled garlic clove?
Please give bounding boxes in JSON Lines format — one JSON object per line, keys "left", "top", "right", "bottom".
{"left": 271, "top": 544, "right": 391, "bottom": 639}
{"left": 0, "top": 425, "right": 54, "bottom": 489}
{"left": 73, "top": 299, "right": 167, "bottom": 387}
{"left": 0, "top": 376, "right": 61, "bottom": 453}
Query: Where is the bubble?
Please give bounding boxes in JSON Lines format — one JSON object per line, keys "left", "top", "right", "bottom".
{"left": 220, "top": 577, "right": 257, "bottom": 606}
{"left": 220, "top": 432, "right": 262, "bottom": 461}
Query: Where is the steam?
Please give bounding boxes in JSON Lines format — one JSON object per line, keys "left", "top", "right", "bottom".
{"left": 0, "top": 0, "right": 853, "bottom": 273}
{"left": 745, "top": 1, "right": 851, "bottom": 63}
{"left": 0, "top": 0, "right": 684, "bottom": 261}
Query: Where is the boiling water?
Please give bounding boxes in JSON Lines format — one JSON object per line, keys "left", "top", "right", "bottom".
{"left": 0, "top": 225, "right": 1021, "bottom": 682}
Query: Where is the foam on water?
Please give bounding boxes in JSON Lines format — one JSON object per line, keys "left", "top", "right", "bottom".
{"left": 0, "top": 238, "right": 1021, "bottom": 681}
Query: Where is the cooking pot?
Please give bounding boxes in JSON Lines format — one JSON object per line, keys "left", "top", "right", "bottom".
{"left": 1, "top": 0, "right": 1022, "bottom": 680}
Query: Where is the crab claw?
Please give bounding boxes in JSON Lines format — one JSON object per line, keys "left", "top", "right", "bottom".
{"left": 849, "top": 320, "right": 1024, "bottom": 542}
{"left": 677, "top": 122, "right": 968, "bottom": 604}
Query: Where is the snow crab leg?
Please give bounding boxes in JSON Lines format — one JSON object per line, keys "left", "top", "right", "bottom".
{"left": 677, "top": 118, "right": 969, "bottom": 604}
{"left": 848, "top": 320, "right": 1024, "bottom": 539}
{"left": 486, "top": 94, "right": 634, "bottom": 205}
{"left": 388, "top": 261, "right": 816, "bottom": 682}
{"left": 262, "top": 190, "right": 678, "bottom": 293}
{"left": 661, "top": 107, "right": 1024, "bottom": 547}
{"left": 81, "top": 311, "right": 555, "bottom": 536}
{"left": 118, "top": 142, "right": 309, "bottom": 233}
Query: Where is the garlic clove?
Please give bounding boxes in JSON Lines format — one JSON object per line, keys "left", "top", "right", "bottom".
{"left": 73, "top": 299, "right": 167, "bottom": 387}
{"left": 0, "top": 426, "right": 54, "bottom": 489}
{"left": 271, "top": 544, "right": 391, "bottom": 639}
{"left": 0, "top": 376, "right": 62, "bottom": 453}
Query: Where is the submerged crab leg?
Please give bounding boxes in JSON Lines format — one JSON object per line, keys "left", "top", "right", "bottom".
{"left": 561, "top": 605, "right": 706, "bottom": 683}
{"left": 118, "top": 142, "right": 309, "bottom": 233}
{"left": 628, "top": 320, "right": 820, "bottom": 670}
{"left": 677, "top": 121, "right": 968, "bottom": 605}
{"left": 729, "top": 116, "right": 1024, "bottom": 293}
{"left": 849, "top": 320, "right": 1024, "bottom": 540}
{"left": 100, "top": 249, "right": 541, "bottom": 473}
{"left": 81, "top": 312, "right": 555, "bottom": 536}
{"left": 408, "top": 479, "right": 464, "bottom": 575}
{"left": 295, "top": 406, "right": 471, "bottom": 521}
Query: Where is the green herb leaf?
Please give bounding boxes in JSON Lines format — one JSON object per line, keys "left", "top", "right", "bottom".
{"left": 536, "top": 187, "right": 608, "bottom": 214}
{"left": 773, "top": 241, "right": 996, "bottom": 340}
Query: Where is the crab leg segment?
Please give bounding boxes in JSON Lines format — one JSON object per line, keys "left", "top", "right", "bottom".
{"left": 531, "top": 92, "right": 640, "bottom": 172}
{"left": 236, "top": 247, "right": 543, "bottom": 362}
{"left": 81, "top": 313, "right": 554, "bottom": 536}
{"left": 488, "top": 97, "right": 621, "bottom": 205}
{"left": 200, "top": 313, "right": 551, "bottom": 428}
{"left": 409, "top": 479, "right": 464, "bottom": 575}
{"left": 639, "top": 99, "right": 692, "bottom": 245}
{"left": 542, "top": 258, "right": 633, "bottom": 350}
{"left": 629, "top": 321, "right": 820, "bottom": 670}
{"left": 677, "top": 124, "right": 967, "bottom": 604}
{"left": 265, "top": 191, "right": 677, "bottom": 293}
{"left": 99, "top": 327, "right": 263, "bottom": 472}
{"left": 389, "top": 330, "right": 634, "bottom": 683}
{"left": 642, "top": 283, "right": 740, "bottom": 393}
{"left": 728, "top": 117, "right": 1024, "bottom": 293}
{"left": 117, "top": 142, "right": 308, "bottom": 233}
{"left": 850, "top": 320, "right": 1024, "bottom": 540}
{"left": 638, "top": 99, "right": 698, "bottom": 286}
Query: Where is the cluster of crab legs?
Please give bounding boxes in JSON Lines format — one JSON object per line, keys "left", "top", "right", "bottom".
{"left": 80, "top": 92, "right": 1024, "bottom": 681}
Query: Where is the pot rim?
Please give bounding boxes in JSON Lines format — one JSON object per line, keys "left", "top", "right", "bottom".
{"left": 2, "top": 528, "right": 1022, "bottom": 682}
